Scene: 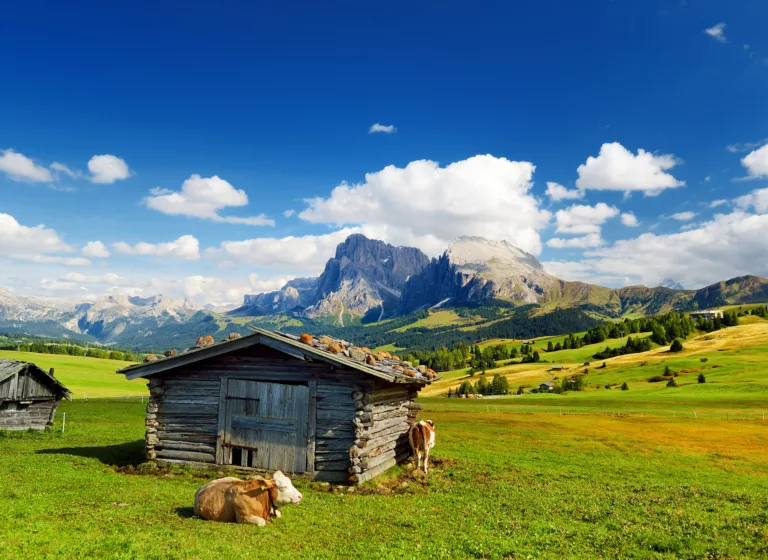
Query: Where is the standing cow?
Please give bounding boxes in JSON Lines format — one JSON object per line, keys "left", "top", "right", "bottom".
{"left": 408, "top": 420, "right": 436, "bottom": 473}
{"left": 193, "top": 471, "right": 302, "bottom": 526}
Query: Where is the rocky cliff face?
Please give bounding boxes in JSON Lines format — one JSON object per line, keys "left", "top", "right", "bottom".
{"left": 241, "top": 234, "right": 431, "bottom": 321}
{"left": 398, "top": 237, "right": 558, "bottom": 314}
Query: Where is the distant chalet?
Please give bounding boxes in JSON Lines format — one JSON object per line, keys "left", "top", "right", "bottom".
{"left": 689, "top": 310, "right": 724, "bottom": 321}
{"left": 119, "top": 329, "right": 439, "bottom": 484}
{"left": 0, "top": 359, "right": 71, "bottom": 431}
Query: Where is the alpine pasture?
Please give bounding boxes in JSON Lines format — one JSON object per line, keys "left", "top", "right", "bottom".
{"left": 1, "top": 321, "right": 768, "bottom": 558}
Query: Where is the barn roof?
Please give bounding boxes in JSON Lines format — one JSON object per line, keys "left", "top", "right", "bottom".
{"left": 118, "top": 328, "right": 440, "bottom": 385}
{"left": 0, "top": 359, "right": 72, "bottom": 400}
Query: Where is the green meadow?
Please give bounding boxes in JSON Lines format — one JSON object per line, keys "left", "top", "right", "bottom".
{"left": 2, "top": 400, "right": 767, "bottom": 559}
{"left": 1, "top": 320, "right": 768, "bottom": 558}
{"left": 0, "top": 350, "right": 145, "bottom": 398}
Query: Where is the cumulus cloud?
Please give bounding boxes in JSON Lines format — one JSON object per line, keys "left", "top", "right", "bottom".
{"left": 0, "top": 149, "right": 54, "bottom": 182}
{"left": 545, "top": 182, "right": 583, "bottom": 202}
{"left": 283, "top": 209, "right": 295, "bottom": 217}
{"left": 575, "top": 142, "right": 684, "bottom": 195}
{"left": 735, "top": 187, "right": 768, "bottom": 213}
{"left": 621, "top": 212, "right": 639, "bottom": 227}
{"left": 81, "top": 241, "right": 110, "bottom": 258}
{"left": 0, "top": 212, "right": 89, "bottom": 265}
{"left": 554, "top": 203, "right": 619, "bottom": 234}
{"left": 88, "top": 154, "right": 131, "bottom": 184}
{"left": 61, "top": 272, "right": 129, "bottom": 286}
{"left": 669, "top": 211, "right": 697, "bottom": 221}
{"left": 215, "top": 228, "right": 362, "bottom": 273}
{"left": 369, "top": 123, "right": 397, "bottom": 134}
{"left": 113, "top": 234, "right": 200, "bottom": 260}
{"left": 547, "top": 233, "right": 603, "bottom": 249}
{"left": 741, "top": 144, "right": 768, "bottom": 179}
{"left": 546, "top": 211, "right": 768, "bottom": 288}
{"left": 709, "top": 199, "right": 728, "bottom": 208}
{"left": 144, "top": 174, "right": 274, "bottom": 226}
{"left": 50, "top": 162, "right": 81, "bottom": 179}
{"left": 704, "top": 23, "right": 727, "bottom": 43}
{"left": 298, "top": 155, "right": 551, "bottom": 256}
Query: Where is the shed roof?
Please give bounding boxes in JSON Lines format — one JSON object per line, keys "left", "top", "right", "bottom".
{"left": 0, "top": 359, "right": 72, "bottom": 400}
{"left": 118, "top": 328, "right": 439, "bottom": 385}
{"left": 540, "top": 381, "right": 555, "bottom": 387}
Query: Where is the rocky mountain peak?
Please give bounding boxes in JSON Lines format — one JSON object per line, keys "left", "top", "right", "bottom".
{"left": 446, "top": 236, "right": 545, "bottom": 272}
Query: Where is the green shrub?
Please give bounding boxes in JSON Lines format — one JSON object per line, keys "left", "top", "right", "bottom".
{"left": 621, "top": 382, "right": 629, "bottom": 391}
{"left": 700, "top": 357, "right": 708, "bottom": 363}
{"left": 698, "top": 373, "right": 706, "bottom": 384}
{"left": 666, "top": 378, "right": 678, "bottom": 387}
{"left": 648, "top": 375, "right": 666, "bottom": 383}
{"left": 670, "top": 339, "right": 684, "bottom": 352}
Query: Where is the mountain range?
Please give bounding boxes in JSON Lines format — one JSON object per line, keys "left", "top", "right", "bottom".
{"left": 1, "top": 233, "right": 767, "bottom": 350}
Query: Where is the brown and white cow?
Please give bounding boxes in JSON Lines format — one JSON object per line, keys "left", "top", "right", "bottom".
{"left": 193, "top": 471, "right": 302, "bottom": 526}
{"left": 408, "top": 420, "right": 436, "bottom": 473}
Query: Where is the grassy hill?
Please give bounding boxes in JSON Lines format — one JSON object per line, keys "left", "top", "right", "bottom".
{"left": 422, "top": 319, "right": 768, "bottom": 414}
{"left": 0, "top": 350, "right": 146, "bottom": 398}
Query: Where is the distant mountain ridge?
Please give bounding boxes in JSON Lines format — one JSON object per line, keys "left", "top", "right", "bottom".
{"left": 1, "top": 234, "right": 767, "bottom": 349}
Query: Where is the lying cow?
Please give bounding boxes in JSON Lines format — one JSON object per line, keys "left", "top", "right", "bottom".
{"left": 408, "top": 420, "right": 436, "bottom": 473}
{"left": 193, "top": 471, "right": 302, "bottom": 526}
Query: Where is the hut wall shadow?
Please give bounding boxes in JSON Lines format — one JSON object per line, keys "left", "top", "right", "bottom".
{"left": 36, "top": 440, "right": 145, "bottom": 466}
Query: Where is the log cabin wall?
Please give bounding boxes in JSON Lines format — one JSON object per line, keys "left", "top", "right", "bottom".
{"left": 142, "top": 344, "right": 422, "bottom": 484}
{"left": 0, "top": 400, "right": 58, "bottom": 431}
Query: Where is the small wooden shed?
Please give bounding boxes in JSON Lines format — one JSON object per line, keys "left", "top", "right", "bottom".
{"left": 0, "top": 359, "right": 71, "bottom": 431}
{"left": 118, "top": 329, "right": 438, "bottom": 484}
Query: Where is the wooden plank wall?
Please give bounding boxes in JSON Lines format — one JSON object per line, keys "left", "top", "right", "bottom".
{"left": 0, "top": 400, "right": 58, "bottom": 430}
{"left": 143, "top": 345, "right": 423, "bottom": 484}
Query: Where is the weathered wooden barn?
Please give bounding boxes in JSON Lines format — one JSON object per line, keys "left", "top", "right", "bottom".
{"left": 0, "top": 359, "right": 71, "bottom": 431}
{"left": 118, "top": 329, "right": 438, "bottom": 484}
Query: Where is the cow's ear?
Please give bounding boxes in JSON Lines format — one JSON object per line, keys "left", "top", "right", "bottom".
{"left": 427, "top": 420, "right": 435, "bottom": 427}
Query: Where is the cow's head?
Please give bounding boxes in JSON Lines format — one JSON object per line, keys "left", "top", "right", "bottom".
{"left": 272, "top": 471, "right": 302, "bottom": 506}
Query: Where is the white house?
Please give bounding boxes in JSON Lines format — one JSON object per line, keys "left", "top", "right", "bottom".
{"left": 690, "top": 310, "right": 724, "bottom": 321}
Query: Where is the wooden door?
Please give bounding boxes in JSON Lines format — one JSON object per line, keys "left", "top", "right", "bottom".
{"left": 219, "top": 379, "right": 311, "bottom": 474}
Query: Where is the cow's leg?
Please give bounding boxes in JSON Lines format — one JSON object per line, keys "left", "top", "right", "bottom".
{"left": 238, "top": 515, "right": 267, "bottom": 526}
{"left": 271, "top": 507, "right": 281, "bottom": 518}
{"left": 423, "top": 448, "right": 430, "bottom": 473}
{"left": 417, "top": 450, "right": 423, "bottom": 471}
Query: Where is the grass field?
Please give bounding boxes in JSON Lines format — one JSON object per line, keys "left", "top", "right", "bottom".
{"left": 0, "top": 350, "right": 146, "bottom": 398}
{"left": 1, "top": 400, "right": 767, "bottom": 559}
{"left": 424, "top": 321, "right": 768, "bottom": 404}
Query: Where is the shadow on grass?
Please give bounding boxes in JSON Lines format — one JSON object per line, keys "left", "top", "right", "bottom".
{"left": 36, "top": 440, "right": 145, "bottom": 466}
{"left": 175, "top": 506, "right": 197, "bottom": 519}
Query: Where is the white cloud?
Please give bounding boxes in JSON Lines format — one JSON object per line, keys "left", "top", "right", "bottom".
{"left": 727, "top": 139, "right": 768, "bottom": 153}
{"left": 81, "top": 241, "right": 110, "bottom": 258}
{"left": 298, "top": 155, "right": 551, "bottom": 256}
{"left": 704, "top": 23, "right": 727, "bottom": 43}
{"left": 709, "top": 199, "right": 728, "bottom": 208}
{"left": 547, "top": 210, "right": 768, "bottom": 288}
{"left": 547, "top": 233, "right": 603, "bottom": 249}
{"left": 88, "top": 154, "right": 131, "bottom": 184}
{"left": 144, "top": 174, "right": 274, "bottom": 226}
{"left": 575, "top": 142, "right": 684, "bottom": 195}
{"left": 554, "top": 203, "right": 619, "bottom": 234}
{"left": 545, "top": 181, "right": 583, "bottom": 202}
{"left": 113, "top": 234, "right": 200, "bottom": 260}
{"left": 669, "top": 211, "right": 697, "bottom": 221}
{"left": 50, "top": 162, "right": 81, "bottom": 179}
{"left": 0, "top": 213, "right": 90, "bottom": 266}
{"left": 283, "top": 209, "right": 295, "bottom": 217}
{"left": 621, "top": 212, "right": 639, "bottom": 227}
{"left": 704, "top": 175, "right": 711, "bottom": 182}
{"left": 61, "top": 272, "right": 129, "bottom": 286}
{"left": 0, "top": 149, "right": 54, "bottom": 182}
{"left": 369, "top": 123, "right": 397, "bottom": 134}
{"left": 741, "top": 144, "right": 768, "bottom": 179}
{"left": 735, "top": 187, "right": 768, "bottom": 213}
{"left": 20, "top": 255, "right": 91, "bottom": 266}
{"left": 216, "top": 228, "right": 361, "bottom": 273}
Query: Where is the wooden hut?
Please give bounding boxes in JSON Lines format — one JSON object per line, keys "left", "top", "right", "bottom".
{"left": 118, "top": 329, "right": 438, "bottom": 484}
{"left": 0, "top": 359, "right": 71, "bottom": 431}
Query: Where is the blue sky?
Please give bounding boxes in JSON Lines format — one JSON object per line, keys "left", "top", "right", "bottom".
{"left": 1, "top": 0, "right": 768, "bottom": 305}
